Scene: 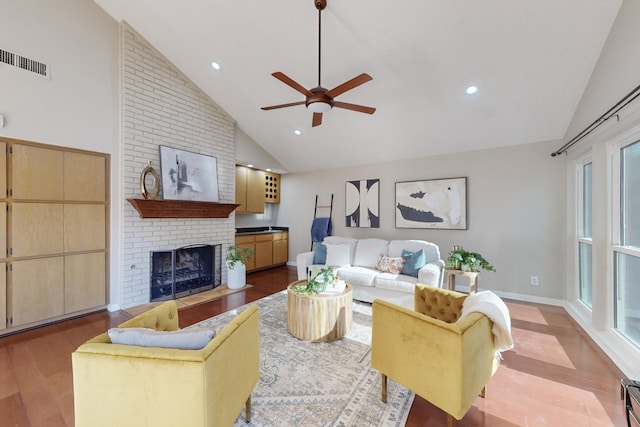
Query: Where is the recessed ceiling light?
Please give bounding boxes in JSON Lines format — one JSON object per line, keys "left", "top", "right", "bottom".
{"left": 466, "top": 85, "right": 478, "bottom": 95}
{"left": 210, "top": 61, "right": 221, "bottom": 71}
{"left": 266, "top": 168, "right": 272, "bottom": 172}
{"left": 247, "top": 164, "right": 254, "bottom": 168}
{"left": 294, "top": 129, "right": 302, "bottom": 135}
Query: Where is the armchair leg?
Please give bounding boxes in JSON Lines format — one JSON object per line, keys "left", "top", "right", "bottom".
{"left": 480, "top": 385, "right": 486, "bottom": 398}
{"left": 447, "top": 414, "right": 454, "bottom": 427}
{"left": 381, "top": 374, "right": 388, "bottom": 403}
{"left": 245, "top": 395, "right": 252, "bottom": 422}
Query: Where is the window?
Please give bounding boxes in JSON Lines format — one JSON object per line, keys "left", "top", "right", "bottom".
{"left": 614, "top": 140, "right": 640, "bottom": 347}
{"left": 578, "top": 161, "right": 593, "bottom": 308}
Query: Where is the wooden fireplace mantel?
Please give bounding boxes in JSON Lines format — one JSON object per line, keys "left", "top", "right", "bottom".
{"left": 127, "top": 198, "right": 240, "bottom": 219}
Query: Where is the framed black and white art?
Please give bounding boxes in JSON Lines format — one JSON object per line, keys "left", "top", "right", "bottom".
{"left": 395, "top": 177, "right": 467, "bottom": 229}
{"left": 345, "top": 179, "right": 380, "bottom": 228}
{"left": 159, "top": 146, "right": 219, "bottom": 202}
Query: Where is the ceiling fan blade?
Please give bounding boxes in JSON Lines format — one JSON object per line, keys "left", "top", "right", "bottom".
{"left": 261, "top": 101, "right": 306, "bottom": 111}
{"left": 325, "top": 73, "right": 373, "bottom": 99}
{"left": 312, "top": 112, "right": 323, "bottom": 127}
{"left": 271, "top": 72, "right": 313, "bottom": 97}
{"left": 333, "top": 101, "right": 376, "bottom": 115}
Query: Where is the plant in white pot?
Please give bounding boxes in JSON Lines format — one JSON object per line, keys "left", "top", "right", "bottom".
{"left": 226, "top": 244, "right": 255, "bottom": 289}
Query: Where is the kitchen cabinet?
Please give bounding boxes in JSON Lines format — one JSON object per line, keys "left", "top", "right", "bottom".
{"left": 234, "top": 234, "right": 256, "bottom": 271}
{"left": 264, "top": 171, "right": 280, "bottom": 204}
{"left": 235, "top": 166, "right": 265, "bottom": 214}
{"left": 272, "top": 232, "right": 288, "bottom": 265}
{"left": 235, "top": 231, "right": 288, "bottom": 272}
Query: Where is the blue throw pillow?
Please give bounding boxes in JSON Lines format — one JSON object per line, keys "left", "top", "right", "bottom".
{"left": 401, "top": 249, "right": 426, "bottom": 277}
{"left": 313, "top": 243, "right": 327, "bottom": 264}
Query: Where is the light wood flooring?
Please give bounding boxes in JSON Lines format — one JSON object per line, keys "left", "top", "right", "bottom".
{"left": 0, "top": 266, "right": 629, "bottom": 426}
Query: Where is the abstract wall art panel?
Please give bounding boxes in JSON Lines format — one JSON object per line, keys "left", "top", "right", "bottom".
{"left": 346, "top": 179, "right": 380, "bottom": 228}
{"left": 159, "top": 146, "right": 219, "bottom": 202}
{"left": 395, "top": 177, "right": 467, "bottom": 229}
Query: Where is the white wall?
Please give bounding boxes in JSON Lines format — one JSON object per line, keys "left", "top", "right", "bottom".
{"left": 0, "top": 0, "right": 122, "bottom": 309}
{"left": 562, "top": 0, "right": 640, "bottom": 379}
{"left": 280, "top": 139, "right": 566, "bottom": 301}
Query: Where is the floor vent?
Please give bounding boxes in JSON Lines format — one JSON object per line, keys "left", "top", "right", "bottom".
{"left": 0, "top": 48, "right": 50, "bottom": 79}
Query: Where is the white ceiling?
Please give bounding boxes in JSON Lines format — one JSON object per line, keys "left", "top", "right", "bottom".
{"left": 95, "top": 0, "right": 622, "bottom": 173}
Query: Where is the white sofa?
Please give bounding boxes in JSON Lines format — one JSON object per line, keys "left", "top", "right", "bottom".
{"left": 296, "top": 236, "right": 444, "bottom": 309}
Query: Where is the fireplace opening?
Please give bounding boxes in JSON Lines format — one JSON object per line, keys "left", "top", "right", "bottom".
{"left": 150, "top": 244, "right": 221, "bottom": 302}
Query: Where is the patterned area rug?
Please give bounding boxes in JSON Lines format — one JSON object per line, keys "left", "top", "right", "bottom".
{"left": 191, "top": 291, "right": 414, "bottom": 427}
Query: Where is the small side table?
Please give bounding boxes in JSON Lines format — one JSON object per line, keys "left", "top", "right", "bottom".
{"left": 445, "top": 269, "right": 479, "bottom": 294}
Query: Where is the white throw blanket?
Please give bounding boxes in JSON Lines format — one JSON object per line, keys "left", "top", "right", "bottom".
{"left": 460, "top": 290, "right": 514, "bottom": 356}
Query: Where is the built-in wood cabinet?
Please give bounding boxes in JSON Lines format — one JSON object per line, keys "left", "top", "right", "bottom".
{"left": 235, "top": 231, "right": 288, "bottom": 273}
{"left": 1, "top": 138, "right": 109, "bottom": 333}
{"left": 264, "top": 171, "right": 280, "bottom": 204}
{"left": 273, "top": 232, "right": 288, "bottom": 264}
{"left": 235, "top": 166, "right": 265, "bottom": 214}
{"left": 234, "top": 234, "right": 256, "bottom": 271}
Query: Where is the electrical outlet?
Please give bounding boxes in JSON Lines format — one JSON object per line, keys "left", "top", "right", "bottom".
{"left": 530, "top": 276, "right": 539, "bottom": 286}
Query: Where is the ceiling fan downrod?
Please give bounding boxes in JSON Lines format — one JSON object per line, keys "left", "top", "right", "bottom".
{"left": 316, "top": 0, "right": 326, "bottom": 88}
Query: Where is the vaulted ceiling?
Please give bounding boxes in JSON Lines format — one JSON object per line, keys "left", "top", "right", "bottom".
{"left": 95, "top": 0, "right": 622, "bottom": 173}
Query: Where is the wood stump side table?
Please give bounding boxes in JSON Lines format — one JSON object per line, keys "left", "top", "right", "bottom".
{"left": 445, "top": 269, "right": 479, "bottom": 294}
{"left": 286, "top": 281, "right": 353, "bottom": 342}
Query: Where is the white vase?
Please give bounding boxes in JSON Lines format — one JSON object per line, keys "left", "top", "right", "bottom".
{"left": 226, "top": 260, "right": 246, "bottom": 289}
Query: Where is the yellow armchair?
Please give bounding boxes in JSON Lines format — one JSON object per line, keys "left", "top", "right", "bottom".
{"left": 371, "top": 284, "right": 498, "bottom": 426}
{"left": 72, "top": 301, "right": 260, "bottom": 427}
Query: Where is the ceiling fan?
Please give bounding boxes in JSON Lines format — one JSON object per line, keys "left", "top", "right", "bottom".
{"left": 261, "top": 0, "right": 376, "bottom": 127}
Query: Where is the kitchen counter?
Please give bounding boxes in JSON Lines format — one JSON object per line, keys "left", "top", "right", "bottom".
{"left": 235, "top": 226, "right": 289, "bottom": 235}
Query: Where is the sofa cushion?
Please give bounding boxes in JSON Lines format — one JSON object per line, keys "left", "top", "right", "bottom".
{"left": 374, "top": 273, "right": 418, "bottom": 294}
{"left": 353, "top": 238, "right": 389, "bottom": 268}
{"left": 324, "top": 236, "right": 358, "bottom": 263}
{"left": 376, "top": 255, "right": 405, "bottom": 274}
{"left": 336, "top": 266, "right": 378, "bottom": 286}
{"left": 313, "top": 243, "right": 327, "bottom": 264}
{"left": 325, "top": 244, "right": 351, "bottom": 267}
{"left": 389, "top": 239, "right": 440, "bottom": 263}
{"left": 107, "top": 327, "right": 215, "bottom": 350}
{"left": 401, "top": 248, "right": 426, "bottom": 277}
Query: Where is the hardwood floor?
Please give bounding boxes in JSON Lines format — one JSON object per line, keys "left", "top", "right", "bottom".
{"left": 0, "top": 266, "right": 628, "bottom": 426}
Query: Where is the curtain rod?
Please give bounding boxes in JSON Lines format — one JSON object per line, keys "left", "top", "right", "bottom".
{"left": 551, "top": 83, "right": 640, "bottom": 157}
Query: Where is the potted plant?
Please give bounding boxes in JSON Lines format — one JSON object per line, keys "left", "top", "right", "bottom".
{"left": 292, "top": 266, "right": 337, "bottom": 294}
{"left": 226, "top": 244, "right": 255, "bottom": 289}
{"left": 446, "top": 246, "right": 496, "bottom": 273}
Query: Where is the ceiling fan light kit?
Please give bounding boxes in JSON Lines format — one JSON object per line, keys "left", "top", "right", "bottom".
{"left": 261, "top": 0, "right": 375, "bottom": 127}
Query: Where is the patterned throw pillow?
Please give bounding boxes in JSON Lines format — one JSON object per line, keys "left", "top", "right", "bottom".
{"left": 376, "top": 254, "right": 405, "bottom": 274}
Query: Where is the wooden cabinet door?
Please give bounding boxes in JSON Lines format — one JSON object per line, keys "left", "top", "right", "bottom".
{"left": 11, "top": 203, "right": 63, "bottom": 257}
{"left": 65, "top": 252, "right": 106, "bottom": 313}
{"left": 0, "top": 142, "right": 6, "bottom": 199}
{"left": 0, "top": 263, "right": 5, "bottom": 330}
{"left": 0, "top": 202, "right": 5, "bottom": 261}
{"left": 246, "top": 168, "right": 265, "bottom": 213}
{"left": 273, "top": 233, "right": 288, "bottom": 265}
{"left": 11, "top": 257, "right": 64, "bottom": 327}
{"left": 11, "top": 144, "right": 64, "bottom": 200}
{"left": 254, "top": 234, "right": 273, "bottom": 269}
{"left": 64, "top": 204, "right": 106, "bottom": 252}
{"left": 235, "top": 166, "right": 247, "bottom": 214}
{"left": 264, "top": 172, "right": 280, "bottom": 204}
{"left": 64, "top": 152, "right": 106, "bottom": 202}
{"left": 235, "top": 235, "right": 255, "bottom": 270}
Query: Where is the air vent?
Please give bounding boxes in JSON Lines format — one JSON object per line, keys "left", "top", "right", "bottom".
{"left": 0, "top": 48, "right": 50, "bottom": 79}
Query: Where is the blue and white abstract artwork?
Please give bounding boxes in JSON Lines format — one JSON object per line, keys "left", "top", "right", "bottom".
{"left": 395, "top": 177, "right": 467, "bottom": 229}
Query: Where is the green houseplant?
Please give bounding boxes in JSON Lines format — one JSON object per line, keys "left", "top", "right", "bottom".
{"left": 292, "top": 266, "right": 336, "bottom": 294}
{"left": 446, "top": 246, "right": 496, "bottom": 273}
{"left": 226, "top": 244, "right": 255, "bottom": 289}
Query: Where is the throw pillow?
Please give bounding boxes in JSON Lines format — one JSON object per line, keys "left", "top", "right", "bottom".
{"left": 401, "top": 248, "right": 426, "bottom": 277}
{"left": 376, "top": 254, "right": 405, "bottom": 274}
{"left": 108, "top": 327, "right": 215, "bottom": 350}
{"left": 313, "top": 243, "right": 327, "bottom": 264}
{"left": 325, "top": 244, "right": 351, "bottom": 267}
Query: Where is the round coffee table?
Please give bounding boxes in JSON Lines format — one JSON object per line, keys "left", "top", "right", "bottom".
{"left": 286, "top": 281, "right": 353, "bottom": 342}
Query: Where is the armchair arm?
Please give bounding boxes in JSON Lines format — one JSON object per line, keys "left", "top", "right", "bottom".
{"left": 296, "top": 251, "right": 315, "bottom": 280}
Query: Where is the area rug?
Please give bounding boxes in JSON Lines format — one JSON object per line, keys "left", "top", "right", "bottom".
{"left": 191, "top": 291, "right": 414, "bottom": 427}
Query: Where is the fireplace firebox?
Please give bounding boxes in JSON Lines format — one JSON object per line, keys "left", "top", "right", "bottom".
{"left": 150, "top": 244, "right": 221, "bottom": 302}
